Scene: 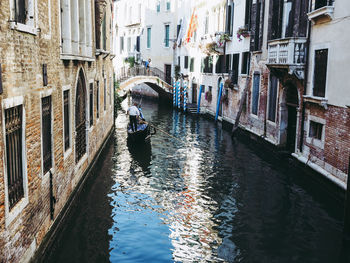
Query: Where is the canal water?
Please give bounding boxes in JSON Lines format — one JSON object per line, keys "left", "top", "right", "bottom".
{"left": 45, "top": 99, "right": 346, "bottom": 263}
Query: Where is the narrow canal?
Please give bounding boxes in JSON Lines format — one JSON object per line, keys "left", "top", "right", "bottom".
{"left": 45, "top": 99, "right": 345, "bottom": 263}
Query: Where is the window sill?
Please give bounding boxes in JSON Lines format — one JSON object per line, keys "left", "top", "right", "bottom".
{"left": 9, "top": 22, "right": 37, "bottom": 35}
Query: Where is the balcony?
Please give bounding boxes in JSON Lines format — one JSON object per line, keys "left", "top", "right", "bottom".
{"left": 308, "top": 0, "right": 334, "bottom": 23}
{"left": 267, "top": 38, "right": 307, "bottom": 79}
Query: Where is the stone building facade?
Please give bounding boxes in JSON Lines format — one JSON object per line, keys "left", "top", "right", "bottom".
{"left": 173, "top": 0, "right": 349, "bottom": 189}
{"left": 0, "top": 0, "right": 115, "bottom": 262}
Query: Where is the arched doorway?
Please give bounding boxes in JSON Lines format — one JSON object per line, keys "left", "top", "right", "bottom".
{"left": 280, "top": 83, "right": 299, "bottom": 152}
{"left": 75, "top": 69, "right": 87, "bottom": 163}
{"left": 192, "top": 77, "right": 197, "bottom": 104}
{"left": 217, "top": 77, "right": 223, "bottom": 117}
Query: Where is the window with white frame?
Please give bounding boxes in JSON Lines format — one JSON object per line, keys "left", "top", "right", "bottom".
{"left": 60, "top": 0, "right": 93, "bottom": 58}
{"left": 10, "top": 0, "right": 37, "bottom": 34}
{"left": 5, "top": 105, "right": 25, "bottom": 210}
{"left": 164, "top": 25, "right": 170, "bottom": 47}
{"left": 309, "top": 121, "right": 323, "bottom": 140}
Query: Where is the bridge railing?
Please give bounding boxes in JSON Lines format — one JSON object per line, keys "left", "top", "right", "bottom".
{"left": 116, "top": 66, "right": 171, "bottom": 85}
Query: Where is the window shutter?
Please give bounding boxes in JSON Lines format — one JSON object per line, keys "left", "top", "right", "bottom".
{"left": 313, "top": 49, "right": 328, "bottom": 97}
{"left": 43, "top": 64, "right": 48, "bottom": 86}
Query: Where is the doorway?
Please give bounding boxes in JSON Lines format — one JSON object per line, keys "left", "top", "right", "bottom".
{"left": 217, "top": 77, "right": 223, "bottom": 117}
{"left": 165, "top": 64, "right": 171, "bottom": 85}
{"left": 192, "top": 83, "right": 197, "bottom": 104}
{"left": 280, "top": 83, "right": 298, "bottom": 152}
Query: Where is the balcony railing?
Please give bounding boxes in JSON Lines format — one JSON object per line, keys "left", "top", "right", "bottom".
{"left": 268, "top": 38, "right": 307, "bottom": 66}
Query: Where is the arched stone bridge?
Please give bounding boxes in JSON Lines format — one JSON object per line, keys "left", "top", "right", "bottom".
{"left": 117, "top": 66, "right": 173, "bottom": 101}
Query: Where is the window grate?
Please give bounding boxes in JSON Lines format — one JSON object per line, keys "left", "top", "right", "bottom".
{"left": 5, "top": 105, "right": 24, "bottom": 210}
{"left": 42, "top": 96, "right": 52, "bottom": 174}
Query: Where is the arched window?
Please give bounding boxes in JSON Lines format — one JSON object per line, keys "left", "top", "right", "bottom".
{"left": 75, "top": 69, "right": 87, "bottom": 163}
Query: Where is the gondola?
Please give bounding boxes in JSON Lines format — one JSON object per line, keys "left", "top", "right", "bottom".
{"left": 127, "top": 121, "right": 152, "bottom": 144}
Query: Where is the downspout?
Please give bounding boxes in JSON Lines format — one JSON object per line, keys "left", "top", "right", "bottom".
{"left": 299, "top": 1, "right": 312, "bottom": 153}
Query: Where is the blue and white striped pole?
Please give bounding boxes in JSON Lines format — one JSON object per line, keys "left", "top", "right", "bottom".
{"left": 183, "top": 80, "right": 188, "bottom": 112}
{"left": 215, "top": 82, "right": 224, "bottom": 121}
{"left": 197, "top": 84, "right": 204, "bottom": 114}
{"left": 177, "top": 81, "right": 181, "bottom": 109}
{"left": 175, "top": 81, "right": 180, "bottom": 108}
{"left": 173, "top": 81, "right": 176, "bottom": 106}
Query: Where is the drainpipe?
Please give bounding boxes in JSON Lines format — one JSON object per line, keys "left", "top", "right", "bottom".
{"left": 299, "top": 0, "right": 312, "bottom": 153}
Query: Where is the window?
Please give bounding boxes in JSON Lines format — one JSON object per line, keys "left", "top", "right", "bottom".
{"left": 226, "top": 3, "right": 234, "bottom": 35}
{"left": 110, "top": 77, "right": 113, "bottom": 105}
{"left": 64, "top": 90, "right": 71, "bottom": 151}
{"left": 127, "top": 37, "right": 131, "bottom": 52}
{"left": 190, "top": 58, "right": 195, "bottom": 72}
{"left": 147, "top": 27, "right": 151, "bottom": 48}
{"left": 252, "top": 0, "right": 263, "bottom": 51}
{"left": 96, "top": 81, "right": 100, "bottom": 119}
{"left": 12, "top": 0, "right": 35, "bottom": 27}
{"left": 204, "top": 13, "right": 209, "bottom": 34}
{"left": 5, "top": 105, "right": 24, "bottom": 209}
{"left": 184, "top": 56, "right": 189, "bottom": 69}
{"left": 89, "top": 84, "right": 93, "bottom": 127}
{"left": 102, "top": 12, "right": 107, "bottom": 51}
{"left": 157, "top": 1, "right": 160, "bottom": 12}
{"left": 104, "top": 79, "right": 107, "bottom": 111}
{"left": 313, "top": 49, "right": 328, "bottom": 97}
{"left": 61, "top": 0, "right": 92, "bottom": 57}
{"left": 166, "top": 0, "right": 171, "bottom": 11}
{"left": 201, "top": 56, "right": 213, "bottom": 73}
{"left": 120, "top": 36, "right": 124, "bottom": 53}
{"left": 268, "top": 74, "right": 278, "bottom": 122}
{"left": 245, "top": 0, "right": 252, "bottom": 29}
{"left": 209, "top": 86, "right": 212, "bottom": 93}
{"left": 241, "top": 52, "right": 250, "bottom": 74}
{"left": 42, "top": 96, "right": 52, "bottom": 174}
{"left": 178, "top": 56, "right": 181, "bottom": 67}
{"left": 252, "top": 73, "right": 260, "bottom": 115}
{"left": 165, "top": 25, "right": 170, "bottom": 47}
{"left": 309, "top": 121, "right": 323, "bottom": 140}
{"left": 216, "top": 55, "right": 227, "bottom": 74}
{"left": 315, "top": 0, "right": 333, "bottom": 10}
{"left": 231, "top": 54, "right": 239, "bottom": 84}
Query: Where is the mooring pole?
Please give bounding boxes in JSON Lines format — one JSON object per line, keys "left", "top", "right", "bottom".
{"left": 197, "top": 85, "right": 203, "bottom": 114}
{"left": 215, "top": 82, "right": 223, "bottom": 121}
{"left": 344, "top": 155, "right": 350, "bottom": 239}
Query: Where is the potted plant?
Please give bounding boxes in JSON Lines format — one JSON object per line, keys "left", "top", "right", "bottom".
{"left": 236, "top": 26, "right": 250, "bottom": 41}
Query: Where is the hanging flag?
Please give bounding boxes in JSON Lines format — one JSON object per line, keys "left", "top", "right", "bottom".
{"left": 185, "top": 8, "right": 198, "bottom": 43}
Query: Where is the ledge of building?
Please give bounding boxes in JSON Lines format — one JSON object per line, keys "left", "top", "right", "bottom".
{"left": 60, "top": 54, "right": 95, "bottom": 62}
{"left": 307, "top": 6, "right": 334, "bottom": 23}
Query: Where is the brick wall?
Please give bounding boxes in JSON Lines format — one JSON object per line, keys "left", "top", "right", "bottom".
{"left": 0, "top": 0, "right": 115, "bottom": 262}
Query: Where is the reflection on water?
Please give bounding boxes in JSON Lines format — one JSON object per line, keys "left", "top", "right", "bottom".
{"left": 46, "top": 99, "right": 345, "bottom": 263}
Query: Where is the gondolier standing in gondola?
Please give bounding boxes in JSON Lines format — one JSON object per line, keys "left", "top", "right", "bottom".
{"left": 127, "top": 102, "right": 140, "bottom": 132}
